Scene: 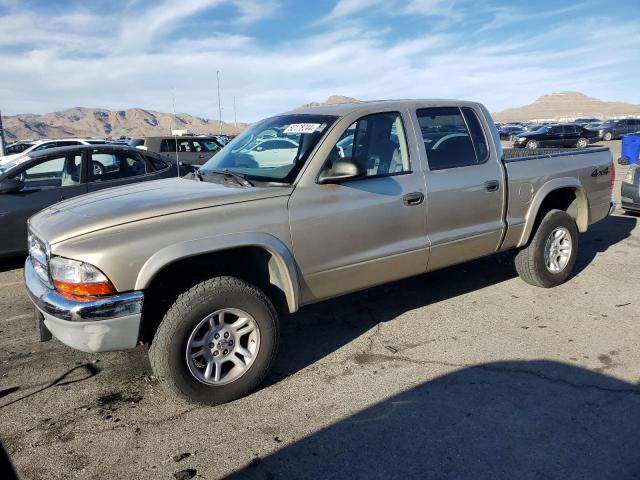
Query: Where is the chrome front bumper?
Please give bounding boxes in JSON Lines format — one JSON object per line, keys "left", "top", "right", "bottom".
{"left": 24, "top": 258, "right": 144, "bottom": 352}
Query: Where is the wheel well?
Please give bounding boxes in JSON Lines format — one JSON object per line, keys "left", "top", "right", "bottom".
{"left": 531, "top": 187, "right": 587, "bottom": 236}
{"left": 139, "top": 247, "right": 289, "bottom": 343}
{"left": 539, "top": 188, "right": 578, "bottom": 218}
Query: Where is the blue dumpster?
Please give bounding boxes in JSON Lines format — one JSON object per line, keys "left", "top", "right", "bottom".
{"left": 621, "top": 133, "right": 640, "bottom": 165}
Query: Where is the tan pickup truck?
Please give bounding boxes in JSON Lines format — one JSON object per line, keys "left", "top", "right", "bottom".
{"left": 25, "top": 100, "right": 615, "bottom": 405}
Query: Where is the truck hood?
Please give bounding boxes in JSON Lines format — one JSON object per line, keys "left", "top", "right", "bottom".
{"left": 30, "top": 177, "right": 293, "bottom": 245}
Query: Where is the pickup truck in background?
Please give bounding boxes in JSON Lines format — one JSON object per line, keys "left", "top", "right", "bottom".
{"left": 24, "top": 100, "right": 615, "bottom": 405}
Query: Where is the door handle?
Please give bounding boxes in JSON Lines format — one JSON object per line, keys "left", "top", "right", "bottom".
{"left": 484, "top": 180, "right": 499, "bottom": 192}
{"left": 402, "top": 192, "right": 424, "bottom": 206}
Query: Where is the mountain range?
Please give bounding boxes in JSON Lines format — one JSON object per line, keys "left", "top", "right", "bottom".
{"left": 3, "top": 92, "right": 640, "bottom": 142}
{"left": 491, "top": 92, "right": 640, "bottom": 122}
{"left": 1, "top": 107, "right": 248, "bottom": 142}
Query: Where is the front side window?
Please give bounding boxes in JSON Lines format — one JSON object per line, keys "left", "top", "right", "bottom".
{"left": 13, "top": 154, "right": 82, "bottom": 190}
{"left": 90, "top": 152, "right": 146, "bottom": 182}
{"left": 200, "top": 114, "right": 337, "bottom": 182}
{"left": 325, "top": 112, "right": 410, "bottom": 177}
{"left": 417, "top": 107, "right": 480, "bottom": 170}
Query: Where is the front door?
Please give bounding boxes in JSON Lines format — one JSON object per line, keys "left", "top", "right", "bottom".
{"left": 414, "top": 106, "right": 505, "bottom": 271}
{"left": 289, "top": 111, "right": 429, "bottom": 303}
{"left": 546, "top": 125, "right": 565, "bottom": 146}
{"left": 1, "top": 152, "right": 86, "bottom": 254}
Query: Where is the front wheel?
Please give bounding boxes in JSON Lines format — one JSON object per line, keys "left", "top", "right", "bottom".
{"left": 526, "top": 139, "right": 538, "bottom": 149}
{"left": 514, "top": 209, "right": 578, "bottom": 288}
{"left": 149, "top": 276, "right": 279, "bottom": 405}
{"left": 603, "top": 132, "right": 613, "bottom": 141}
{"left": 576, "top": 137, "right": 588, "bottom": 148}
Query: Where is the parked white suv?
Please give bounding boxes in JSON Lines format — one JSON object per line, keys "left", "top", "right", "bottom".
{"left": 0, "top": 138, "right": 105, "bottom": 165}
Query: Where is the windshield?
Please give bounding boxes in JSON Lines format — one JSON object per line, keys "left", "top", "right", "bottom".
{"left": 200, "top": 114, "right": 337, "bottom": 182}
{"left": 0, "top": 156, "right": 31, "bottom": 175}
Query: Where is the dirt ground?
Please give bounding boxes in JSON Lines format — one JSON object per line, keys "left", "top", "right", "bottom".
{"left": 1, "top": 140, "right": 639, "bottom": 479}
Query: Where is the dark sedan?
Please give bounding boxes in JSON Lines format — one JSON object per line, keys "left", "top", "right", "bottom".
{"left": 512, "top": 124, "right": 600, "bottom": 149}
{"left": 0, "top": 144, "right": 187, "bottom": 257}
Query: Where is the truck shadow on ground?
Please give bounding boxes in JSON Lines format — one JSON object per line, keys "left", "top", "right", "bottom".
{"left": 232, "top": 360, "right": 640, "bottom": 480}
{"left": 268, "top": 213, "right": 636, "bottom": 385}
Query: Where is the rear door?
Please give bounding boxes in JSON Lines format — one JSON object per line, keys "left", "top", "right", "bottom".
{"left": 0, "top": 152, "right": 86, "bottom": 254}
{"left": 416, "top": 106, "right": 505, "bottom": 271}
{"left": 87, "top": 149, "right": 151, "bottom": 192}
{"left": 562, "top": 125, "right": 579, "bottom": 146}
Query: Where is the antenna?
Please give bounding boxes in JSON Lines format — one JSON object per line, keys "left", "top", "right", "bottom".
{"left": 217, "top": 70, "right": 222, "bottom": 135}
{"left": 233, "top": 96, "right": 237, "bottom": 131}
{"left": 0, "top": 110, "right": 6, "bottom": 157}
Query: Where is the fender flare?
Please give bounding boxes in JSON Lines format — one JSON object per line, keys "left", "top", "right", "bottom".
{"left": 135, "top": 232, "right": 301, "bottom": 313}
{"left": 518, "top": 177, "right": 589, "bottom": 247}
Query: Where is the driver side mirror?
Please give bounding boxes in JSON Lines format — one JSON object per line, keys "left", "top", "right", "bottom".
{"left": 318, "top": 158, "right": 364, "bottom": 184}
{"left": 0, "top": 177, "right": 24, "bottom": 194}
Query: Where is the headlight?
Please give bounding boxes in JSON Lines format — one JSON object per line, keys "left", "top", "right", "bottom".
{"left": 28, "top": 232, "right": 50, "bottom": 285}
{"left": 49, "top": 256, "right": 115, "bottom": 297}
{"left": 517, "top": 137, "right": 527, "bottom": 142}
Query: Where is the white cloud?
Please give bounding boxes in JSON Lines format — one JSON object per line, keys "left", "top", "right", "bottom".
{"left": 0, "top": 1, "right": 638, "bottom": 122}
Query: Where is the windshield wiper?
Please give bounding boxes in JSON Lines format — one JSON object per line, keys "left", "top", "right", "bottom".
{"left": 207, "top": 168, "right": 253, "bottom": 187}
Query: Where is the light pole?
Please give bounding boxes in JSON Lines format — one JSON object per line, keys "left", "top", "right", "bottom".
{"left": 0, "top": 110, "right": 6, "bottom": 157}
{"left": 217, "top": 70, "right": 222, "bottom": 134}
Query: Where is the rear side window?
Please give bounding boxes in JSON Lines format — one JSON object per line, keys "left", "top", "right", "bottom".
{"left": 461, "top": 107, "right": 489, "bottom": 163}
{"left": 417, "top": 107, "right": 480, "bottom": 170}
{"left": 148, "top": 156, "right": 169, "bottom": 170}
{"left": 90, "top": 152, "right": 147, "bottom": 182}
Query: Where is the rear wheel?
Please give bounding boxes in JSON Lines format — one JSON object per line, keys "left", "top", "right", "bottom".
{"left": 576, "top": 137, "right": 588, "bottom": 148}
{"left": 603, "top": 132, "right": 613, "bottom": 141}
{"left": 526, "top": 139, "right": 538, "bottom": 149}
{"left": 149, "top": 276, "right": 279, "bottom": 405}
{"left": 515, "top": 210, "right": 578, "bottom": 288}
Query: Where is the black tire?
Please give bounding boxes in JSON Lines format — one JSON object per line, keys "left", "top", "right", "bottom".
{"left": 603, "top": 132, "right": 613, "bottom": 141}
{"left": 514, "top": 209, "right": 578, "bottom": 288}
{"left": 576, "top": 137, "right": 588, "bottom": 148}
{"left": 149, "top": 276, "right": 279, "bottom": 405}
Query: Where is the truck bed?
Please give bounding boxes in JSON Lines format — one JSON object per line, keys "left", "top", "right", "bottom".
{"left": 499, "top": 146, "right": 613, "bottom": 250}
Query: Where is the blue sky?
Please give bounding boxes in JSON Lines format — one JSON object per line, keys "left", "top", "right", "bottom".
{"left": 0, "top": 0, "right": 639, "bottom": 121}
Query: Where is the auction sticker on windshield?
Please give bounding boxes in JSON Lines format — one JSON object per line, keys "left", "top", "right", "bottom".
{"left": 284, "top": 123, "right": 322, "bottom": 134}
